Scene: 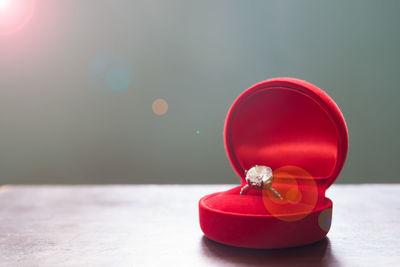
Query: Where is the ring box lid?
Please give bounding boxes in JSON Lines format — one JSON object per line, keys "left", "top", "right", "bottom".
{"left": 223, "top": 78, "right": 348, "bottom": 189}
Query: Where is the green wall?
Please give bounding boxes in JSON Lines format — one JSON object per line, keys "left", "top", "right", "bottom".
{"left": 0, "top": 0, "right": 399, "bottom": 184}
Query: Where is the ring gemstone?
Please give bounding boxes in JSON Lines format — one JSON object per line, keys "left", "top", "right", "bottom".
{"left": 246, "top": 165, "right": 273, "bottom": 189}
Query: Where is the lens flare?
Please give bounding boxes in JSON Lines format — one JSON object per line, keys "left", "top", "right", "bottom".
{"left": 0, "top": 0, "right": 11, "bottom": 10}
{"left": 318, "top": 208, "right": 332, "bottom": 232}
{"left": 88, "top": 50, "right": 133, "bottom": 96}
{"left": 152, "top": 98, "right": 168, "bottom": 115}
{"left": 262, "top": 165, "right": 319, "bottom": 222}
{"left": 106, "top": 66, "right": 132, "bottom": 92}
{"left": 0, "top": 0, "right": 35, "bottom": 35}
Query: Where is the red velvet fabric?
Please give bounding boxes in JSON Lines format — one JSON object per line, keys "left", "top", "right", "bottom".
{"left": 199, "top": 78, "right": 348, "bottom": 248}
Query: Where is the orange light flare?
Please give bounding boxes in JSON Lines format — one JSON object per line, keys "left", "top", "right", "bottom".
{"left": 262, "top": 165, "right": 319, "bottom": 222}
{"left": 0, "top": 0, "right": 35, "bottom": 35}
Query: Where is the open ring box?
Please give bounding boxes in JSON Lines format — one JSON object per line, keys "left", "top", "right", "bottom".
{"left": 199, "top": 78, "right": 348, "bottom": 248}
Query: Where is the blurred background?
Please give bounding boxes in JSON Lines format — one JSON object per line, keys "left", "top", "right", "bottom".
{"left": 0, "top": 0, "right": 399, "bottom": 184}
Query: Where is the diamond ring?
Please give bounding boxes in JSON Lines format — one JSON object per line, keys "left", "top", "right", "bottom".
{"left": 240, "top": 165, "right": 282, "bottom": 199}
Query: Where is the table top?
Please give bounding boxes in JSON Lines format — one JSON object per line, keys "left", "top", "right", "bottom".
{"left": 0, "top": 184, "right": 399, "bottom": 267}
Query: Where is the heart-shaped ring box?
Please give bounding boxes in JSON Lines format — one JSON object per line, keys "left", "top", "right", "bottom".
{"left": 199, "top": 78, "right": 348, "bottom": 248}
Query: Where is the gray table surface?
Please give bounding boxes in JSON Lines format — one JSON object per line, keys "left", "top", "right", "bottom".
{"left": 0, "top": 184, "right": 399, "bottom": 267}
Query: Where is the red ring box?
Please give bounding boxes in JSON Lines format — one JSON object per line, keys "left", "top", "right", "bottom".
{"left": 199, "top": 77, "right": 348, "bottom": 249}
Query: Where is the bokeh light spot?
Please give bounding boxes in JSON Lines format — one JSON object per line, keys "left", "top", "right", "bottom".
{"left": 262, "top": 165, "right": 319, "bottom": 222}
{"left": 106, "top": 66, "right": 132, "bottom": 92}
{"left": 195, "top": 130, "right": 200, "bottom": 135}
{"left": 152, "top": 98, "right": 168, "bottom": 115}
{"left": 285, "top": 187, "right": 302, "bottom": 204}
{"left": 88, "top": 50, "right": 133, "bottom": 96}
{"left": 318, "top": 208, "right": 332, "bottom": 232}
